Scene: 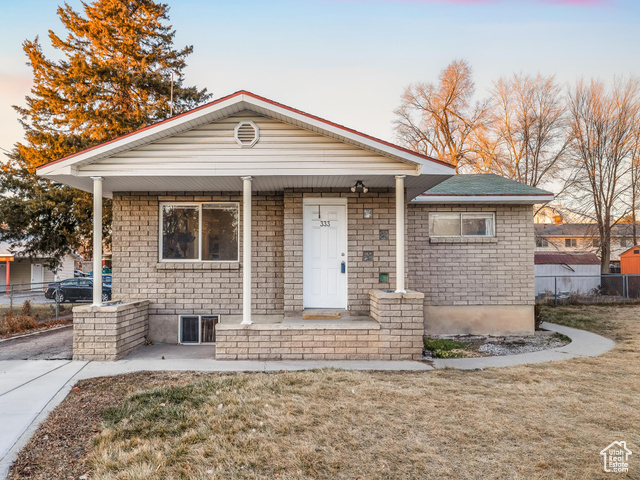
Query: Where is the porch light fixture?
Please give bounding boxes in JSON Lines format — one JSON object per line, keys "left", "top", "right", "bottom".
{"left": 350, "top": 180, "right": 368, "bottom": 194}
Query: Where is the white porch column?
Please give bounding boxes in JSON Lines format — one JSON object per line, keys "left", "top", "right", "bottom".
{"left": 91, "top": 176, "right": 104, "bottom": 305}
{"left": 395, "top": 175, "right": 406, "bottom": 293}
{"left": 241, "top": 176, "right": 253, "bottom": 324}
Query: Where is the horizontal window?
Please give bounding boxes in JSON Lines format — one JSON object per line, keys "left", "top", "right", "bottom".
{"left": 429, "top": 212, "right": 495, "bottom": 237}
{"left": 565, "top": 238, "right": 577, "bottom": 248}
{"left": 160, "top": 203, "right": 239, "bottom": 261}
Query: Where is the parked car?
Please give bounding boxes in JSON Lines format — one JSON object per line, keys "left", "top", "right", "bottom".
{"left": 74, "top": 269, "right": 89, "bottom": 277}
{"left": 44, "top": 278, "right": 111, "bottom": 303}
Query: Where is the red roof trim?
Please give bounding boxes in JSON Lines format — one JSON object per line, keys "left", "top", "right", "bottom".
{"left": 36, "top": 90, "right": 454, "bottom": 171}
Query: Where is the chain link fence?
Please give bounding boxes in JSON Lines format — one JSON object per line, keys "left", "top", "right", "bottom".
{"left": 0, "top": 281, "right": 71, "bottom": 323}
{"left": 536, "top": 274, "right": 640, "bottom": 305}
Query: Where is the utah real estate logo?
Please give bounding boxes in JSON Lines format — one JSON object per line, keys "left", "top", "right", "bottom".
{"left": 600, "top": 441, "right": 632, "bottom": 473}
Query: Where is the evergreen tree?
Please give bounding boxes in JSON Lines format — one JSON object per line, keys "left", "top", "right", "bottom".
{"left": 0, "top": 0, "right": 209, "bottom": 269}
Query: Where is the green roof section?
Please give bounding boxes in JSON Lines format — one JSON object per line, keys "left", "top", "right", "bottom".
{"left": 420, "top": 174, "right": 553, "bottom": 196}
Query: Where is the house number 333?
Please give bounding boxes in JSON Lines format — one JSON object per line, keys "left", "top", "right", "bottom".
{"left": 320, "top": 220, "right": 331, "bottom": 227}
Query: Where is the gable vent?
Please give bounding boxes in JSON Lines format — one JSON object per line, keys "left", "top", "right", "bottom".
{"left": 234, "top": 121, "right": 260, "bottom": 147}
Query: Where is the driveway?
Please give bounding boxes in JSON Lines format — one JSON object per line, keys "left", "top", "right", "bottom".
{"left": 0, "top": 328, "right": 73, "bottom": 361}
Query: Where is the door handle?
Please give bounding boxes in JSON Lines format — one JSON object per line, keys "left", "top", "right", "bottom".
{"left": 341, "top": 261, "right": 346, "bottom": 274}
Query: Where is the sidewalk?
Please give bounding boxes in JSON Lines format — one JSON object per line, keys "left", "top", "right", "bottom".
{"left": 0, "top": 360, "right": 87, "bottom": 477}
{"left": 0, "top": 322, "right": 615, "bottom": 479}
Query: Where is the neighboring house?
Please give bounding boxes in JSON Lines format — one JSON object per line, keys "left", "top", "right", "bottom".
{"left": 0, "top": 242, "right": 80, "bottom": 287}
{"left": 534, "top": 252, "right": 601, "bottom": 296}
{"left": 37, "top": 90, "right": 553, "bottom": 361}
{"left": 535, "top": 223, "right": 640, "bottom": 267}
{"left": 534, "top": 205, "right": 593, "bottom": 225}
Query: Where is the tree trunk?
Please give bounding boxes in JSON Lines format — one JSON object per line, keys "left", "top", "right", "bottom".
{"left": 601, "top": 240, "right": 611, "bottom": 274}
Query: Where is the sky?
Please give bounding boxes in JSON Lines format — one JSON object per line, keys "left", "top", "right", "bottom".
{"left": 0, "top": 0, "right": 639, "bottom": 155}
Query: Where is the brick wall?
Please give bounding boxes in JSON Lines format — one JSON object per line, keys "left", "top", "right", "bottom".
{"left": 216, "top": 324, "right": 381, "bottom": 360}
{"left": 112, "top": 193, "right": 284, "bottom": 324}
{"left": 72, "top": 301, "right": 149, "bottom": 361}
{"left": 407, "top": 204, "right": 535, "bottom": 306}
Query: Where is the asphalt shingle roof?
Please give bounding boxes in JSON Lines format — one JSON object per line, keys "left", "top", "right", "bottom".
{"left": 420, "top": 174, "right": 553, "bottom": 196}
{"left": 535, "top": 252, "right": 601, "bottom": 265}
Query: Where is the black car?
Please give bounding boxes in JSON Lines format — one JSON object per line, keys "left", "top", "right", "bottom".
{"left": 45, "top": 278, "right": 111, "bottom": 303}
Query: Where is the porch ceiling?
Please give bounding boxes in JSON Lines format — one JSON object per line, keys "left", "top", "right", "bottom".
{"left": 46, "top": 173, "right": 452, "bottom": 200}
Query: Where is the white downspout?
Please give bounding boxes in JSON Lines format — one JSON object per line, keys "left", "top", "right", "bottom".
{"left": 91, "top": 176, "right": 104, "bottom": 305}
{"left": 241, "top": 176, "right": 253, "bottom": 324}
{"left": 395, "top": 175, "right": 406, "bottom": 293}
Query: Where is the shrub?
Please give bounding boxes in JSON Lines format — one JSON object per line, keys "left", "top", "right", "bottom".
{"left": 6, "top": 314, "right": 38, "bottom": 333}
{"left": 0, "top": 310, "right": 38, "bottom": 336}
{"left": 21, "top": 300, "right": 32, "bottom": 317}
{"left": 423, "top": 338, "right": 467, "bottom": 358}
{"left": 534, "top": 303, "right": 544, "bottom": 330}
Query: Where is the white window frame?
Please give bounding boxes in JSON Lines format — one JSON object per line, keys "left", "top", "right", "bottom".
{"left": 429, "top": 212, "right": 496, "bottom": 238}
{"left": 159, "top": 202, "right": 240, "bottom": 262}
{"left": 178, "top": 314, "right": 219, "bottom": 345}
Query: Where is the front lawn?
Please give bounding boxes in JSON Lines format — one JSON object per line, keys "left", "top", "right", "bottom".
{"left": 10, "top": 305, "right": 639, "bottom": 480}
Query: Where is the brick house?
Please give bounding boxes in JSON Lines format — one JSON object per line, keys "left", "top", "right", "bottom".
{"left": 36, "top": 91, "right": 553, "bottom": 361}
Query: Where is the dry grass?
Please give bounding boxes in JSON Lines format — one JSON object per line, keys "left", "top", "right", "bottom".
{"left": 10, "top": 305, "right": 640, "bottom": 480}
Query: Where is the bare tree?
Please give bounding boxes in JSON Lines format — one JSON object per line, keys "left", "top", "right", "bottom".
{"left": 479, "top": 73, "right": 570, "bottom": 187}
{"left": 567, "top": 77, "right": 640, "bottom": 273}
{"left": 394, "top": 59, "right": 488, "bottom": 171}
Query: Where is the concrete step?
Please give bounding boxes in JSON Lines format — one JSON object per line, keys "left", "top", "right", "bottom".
{"left": 302, "top": 310, "right": 343, "bottom": 320}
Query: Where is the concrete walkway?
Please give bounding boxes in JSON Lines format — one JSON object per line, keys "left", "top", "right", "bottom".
{"left": 0, "top": 360, "right": 88, "bottom": 477}
{"left": 0, "top": 321, "right": 615, "bottom": 479}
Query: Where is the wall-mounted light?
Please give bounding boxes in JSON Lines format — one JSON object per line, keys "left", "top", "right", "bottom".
{"left": 350, "top": 180, "right": 369, "bottom": 194}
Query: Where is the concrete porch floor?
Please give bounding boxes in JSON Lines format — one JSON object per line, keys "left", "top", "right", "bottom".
{"left": 124, "top": 342, "right": 216, "bottom": 360}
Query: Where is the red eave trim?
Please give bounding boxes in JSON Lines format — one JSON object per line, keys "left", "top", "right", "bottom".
{"left": 36, "top": 90, "right": 454, "bottom": 171}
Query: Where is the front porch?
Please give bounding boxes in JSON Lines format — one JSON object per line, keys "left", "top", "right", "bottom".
{"left": 216, "top": 289, "right": 424, "bottom": 360}
{"left": 70, "top": 174, "right": 430, "bottom": 361}
{"left": 72, "top": 289, "right": 424, "bottom": 361}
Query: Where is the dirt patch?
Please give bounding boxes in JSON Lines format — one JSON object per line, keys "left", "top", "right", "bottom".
{"left": 8, "top": 305, "right": 639, "bottom": 480}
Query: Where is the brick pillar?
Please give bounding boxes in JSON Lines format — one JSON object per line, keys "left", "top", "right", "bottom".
{"left": 72, "top": 300, "right": 150, "bottom": 361}
{"left": 370, "top": 289, "right": 424, "bottom": 360}
{"left": 283, "top": 192, "right": 304, "bottom": 314}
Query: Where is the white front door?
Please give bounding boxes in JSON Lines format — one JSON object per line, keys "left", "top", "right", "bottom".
{"left": 31, "top": 263, "right": 44, "bottom": 288}
{"left": 303, "top": 202, "right": 348, "bottom": 309}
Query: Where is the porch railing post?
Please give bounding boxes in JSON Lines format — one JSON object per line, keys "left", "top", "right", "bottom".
{"left": 395, "top": 175, "right": 406, "bottom": 293}
{"left": 91, "top": 176, "right": 104, "bottom": 306}
{"left": 241, "top": 176, "right": 253, "bottom": 325}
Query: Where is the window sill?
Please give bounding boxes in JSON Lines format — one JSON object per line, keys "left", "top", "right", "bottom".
{"left": 429, "top": 237, "right": 498, "bottom": 244}
{"left": 156, "top": 262, "right": 241, "bottom": 271}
